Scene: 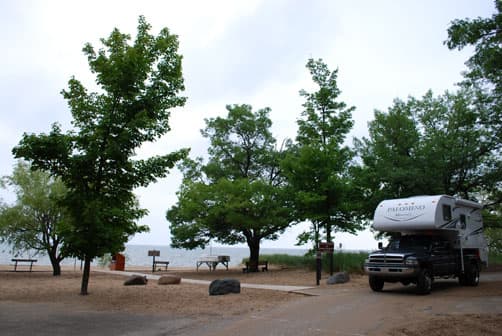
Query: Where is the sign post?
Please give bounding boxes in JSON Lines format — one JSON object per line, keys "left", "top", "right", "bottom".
{"left": 316, "top": 242, "right": 334, "bottom": 285}
{"left": 148, "top": 250, "right": 160, "bottom": 272}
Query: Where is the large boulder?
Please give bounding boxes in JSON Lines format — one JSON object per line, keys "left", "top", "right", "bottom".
{"left": 326, "top": 272, "right": 350, "bottom": 285}
{"left": 124, "top": 275, "right": 148, "bottom": 286}
{"left": 209, "top": 279, "right": 241, "bottom": 296}
{"left": 158, "top": 275, "right": 181, "bottom": 285}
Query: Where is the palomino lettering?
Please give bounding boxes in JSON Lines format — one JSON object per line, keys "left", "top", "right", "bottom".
{"left": 387, "top": 205, "right": 426, "bottom": 213}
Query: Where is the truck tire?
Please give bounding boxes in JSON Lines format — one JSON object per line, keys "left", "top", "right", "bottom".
{"left": 458, "top": 273, "right": 466, "bottom": 286}
{"left": 416, "top": 269, "right": 432, "bottom": 295}
{"left": 400, "top": 280, "right": 411, "bottom": 286}
{"left": 369, "top": 276, "right": 384, "bottom": 292}
{"left": 464, "top": 263, "right": 480, "bottom": 286}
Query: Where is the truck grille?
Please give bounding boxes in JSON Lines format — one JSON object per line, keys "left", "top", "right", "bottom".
{"left": 368, "top": 254, "right": 404, "bottom": 264}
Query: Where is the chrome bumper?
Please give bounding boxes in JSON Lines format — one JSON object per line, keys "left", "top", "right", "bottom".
{"left": 364, "top": 263, "right": 418, "bottom": 276}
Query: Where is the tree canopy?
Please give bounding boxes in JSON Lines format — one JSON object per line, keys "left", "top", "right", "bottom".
{"left": 12, "top": 16, "right": 187, "bottom": 294}
{"left": 446, "top": 0, "right": 502, "bottom": 219}
{"left": 446, "top": 0, "right": 502, "bottom": 96}
{"left": 354, "top": 88, "right": 500, "bottom": 217}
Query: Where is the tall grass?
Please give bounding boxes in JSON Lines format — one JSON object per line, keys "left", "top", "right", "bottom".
{"left": 242, "top": 251, "right": 369, "bottom": 274}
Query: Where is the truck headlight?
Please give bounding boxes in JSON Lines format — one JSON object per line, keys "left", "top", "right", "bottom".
{"left": 404, "top": 257, "right": 418, "bottom": 266}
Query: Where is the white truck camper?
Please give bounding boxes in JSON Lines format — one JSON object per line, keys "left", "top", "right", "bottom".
{"left": 365, "top": 195, "right": 488, "bottom": 294}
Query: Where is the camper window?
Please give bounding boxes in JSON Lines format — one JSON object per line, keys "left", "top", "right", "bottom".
{"left": 460, "top": 214, "right": 467, "bottom": 229}
{"left": 442, "top": 205, "right": 452, "bottom": 221}
{"left": 443, "top": 204, "right": 451, "bottom": 221}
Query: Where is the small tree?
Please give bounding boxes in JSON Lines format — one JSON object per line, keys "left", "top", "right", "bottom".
{"left": 13, "top": 17, "right": 187, "bottom": 294}
{"left": 167, "top": 104, "right": 294, "bottom": 271}
{"left": 282, "top": 59, "right": 362, "bottom": 272}
{"left": 0, "top": 161, "right": 70, "bottom": 275}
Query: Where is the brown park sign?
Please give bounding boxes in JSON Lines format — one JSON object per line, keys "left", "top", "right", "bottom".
{"left": 148, "top": 250, "right": 160, "bottom": 257}
{"left": 319, "top": 242, "right": 334, "bottom": 253}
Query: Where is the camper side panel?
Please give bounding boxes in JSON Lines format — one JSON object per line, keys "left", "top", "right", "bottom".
{"left": 372, "top": 195, "right": 456, "bottom": 232}
{"left": 455, "top": 205, "right": 488, "bottom": 264}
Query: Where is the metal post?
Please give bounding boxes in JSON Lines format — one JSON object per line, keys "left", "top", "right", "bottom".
{"left": 316, "top": 250, "right": 322, "bottom": 286}
{"left": 329, "top": 252, "right": 334, "bottom": 276}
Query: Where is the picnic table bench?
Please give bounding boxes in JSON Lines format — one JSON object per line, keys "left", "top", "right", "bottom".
{"left": 242, "top": 260, "right": 268, "bottom": 273}
{"left": 148, "top": 250, "right": 170, "bottom": 273}
{"left": 196, "top": 255, "right": 230, "bottom": 271}
{"left": 152, "top": 260, "right": 170, "bottom": 271}
{"left": 12, "top": 258, "right": 38, "bottom": 272}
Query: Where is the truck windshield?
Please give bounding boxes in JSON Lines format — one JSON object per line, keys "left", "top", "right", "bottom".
{"left": 387, "top": 235, "right": 431, "bottom": 251}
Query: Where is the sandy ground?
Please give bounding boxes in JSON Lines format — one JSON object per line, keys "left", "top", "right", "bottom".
{"left": 1, "top": 264, "right": 501, "bottom": 335}
{"left": 0, "top": 265, "right": 308, "bottom": 318}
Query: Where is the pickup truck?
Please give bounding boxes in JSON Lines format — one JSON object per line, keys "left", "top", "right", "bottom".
{"left": 364, "top": 234, "right": 481, "bottom": 294}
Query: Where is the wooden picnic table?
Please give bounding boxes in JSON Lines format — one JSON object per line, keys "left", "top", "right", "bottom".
{"left": 11, "top": 258, "right": 38, "bottom": 272}
{"left": 196, "top": 255, "right": 230, "bottom": 271}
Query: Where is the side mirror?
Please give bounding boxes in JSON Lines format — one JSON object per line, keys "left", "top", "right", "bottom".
{"left": 378, "top": 242, "right": 383, "bottom": 250}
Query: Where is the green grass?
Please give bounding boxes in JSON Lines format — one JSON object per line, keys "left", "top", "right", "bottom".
{"left": 489, "top": 251, "right": 502, "bottom": 265}
{"left": 242, "top": 250, "right": 502, "bottom": 274}
{"left": 242, "top": 251, "right": 369, "bottom": 274}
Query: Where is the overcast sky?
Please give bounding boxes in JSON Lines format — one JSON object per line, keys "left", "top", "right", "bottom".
{"left": 0, "top": 1, "right": 495, "bottom": 249}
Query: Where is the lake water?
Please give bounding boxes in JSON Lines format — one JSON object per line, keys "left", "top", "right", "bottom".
{"left": 0, "top": 243, "right": 308, "bottom": 268}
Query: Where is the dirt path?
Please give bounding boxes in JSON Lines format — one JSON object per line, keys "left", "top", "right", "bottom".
{"left": 200, "top": 276, "right": 502, "bottom": 336}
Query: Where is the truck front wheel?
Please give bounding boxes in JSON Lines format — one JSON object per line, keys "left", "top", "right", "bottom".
{"left": 464, "top": 263, "right": 480, "bottom": 286}
{"left": 369, "top": 276, "right": 384, "bottom": 292}
{"left": 416, "top": 269, "right": 432, "bottom": 295}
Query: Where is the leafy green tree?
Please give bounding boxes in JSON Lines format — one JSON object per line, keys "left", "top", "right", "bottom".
{"left": 446, "top": 0, "right": 502, "bottom": 96}
{"left": 484, "top": 196, "right": 502, "bottom": 253}
{"left": 167, "top": 104, "right": 293, "bottom": 271}
{"left": 353, "top": 98, "right": 422, "bottom": 216}
{"left": 416, "top": 89, "right": 499, "bottom": 198}
{"left": 13, "top": 17, "right": 187, "bottom": 294}
{"left": 0, "top": 161, "right": 70, "bottom": 275}
{"left": 355, "top": 88, "right": 500, "bottom": 216}
{"left": 282, "top": 59, "right": 362, "bottom": 256}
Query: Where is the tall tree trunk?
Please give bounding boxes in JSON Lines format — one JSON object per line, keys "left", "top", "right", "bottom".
{"left": 247, "top": 237, "right": 260, "bottom": 272}
{"left": 46, "top": 246, "right": 62, "bottom": 276}
{"left": 80, "top": 255, "right": 92, "bottom": 295}
{"left": 49, "top": 254, "right": 61, "bottom": 276}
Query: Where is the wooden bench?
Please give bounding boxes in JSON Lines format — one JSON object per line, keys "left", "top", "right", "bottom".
{"left": 242, "top": 260, "right": 268, "bottom": 273}
{"left": 152, "top": 261, "right": 169, "bottom": 272}
{"left": 12, "top": 258, "right": 37, "bottom": 272}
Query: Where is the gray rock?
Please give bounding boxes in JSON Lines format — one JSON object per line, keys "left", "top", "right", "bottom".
{"left": 209, "top": 279, "right": 241, "bottom": 295}
{"left": 326, "top": 272, "right": 350, "bottom": 285}
{"left": 124, "top": 275, "right": 148, "bottom": 286}
{"left": 158, "top": 275, "right": 181, "bottom": 285}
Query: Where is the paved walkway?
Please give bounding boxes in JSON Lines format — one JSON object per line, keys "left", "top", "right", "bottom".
{"left": 95, "top": 269, "right": 315, "bottom": 293}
